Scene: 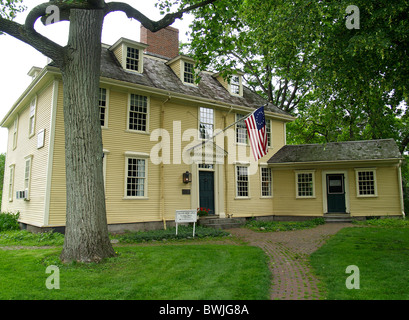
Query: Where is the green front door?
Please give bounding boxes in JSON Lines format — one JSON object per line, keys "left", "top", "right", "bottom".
{"left": 327, "top": 174, "right": 346, "bottom": 213}
{"left": 199, "top": 171, "right": 215, "bottom": 215}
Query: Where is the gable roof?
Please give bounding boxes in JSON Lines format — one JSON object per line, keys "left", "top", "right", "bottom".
{"left": 268, "top": 139, "right": 402, "bottom": 165}
{"left": 99, "top": 48, "right": 292, "bottom": 119}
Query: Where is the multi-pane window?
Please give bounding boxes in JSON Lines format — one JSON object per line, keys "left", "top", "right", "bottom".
{"left": 236, "top": 113, "right": 247, "bottom": 144}
{"left": 184, "top": 62, "right": 194, "bottom": 84}
{"left": 356, "top": 169, "right": 377, "bottom": 196}
{"left": 236, "top": 166, "right": 249, "bottom": 197}
{"left": 126, "top": 158, "right": 146, "bottom": 197}
{"left": 8, "top": 165, "right": 14, "bottom": 201}
{"left": 266, "top": 119, "right": 271, "bottom": 148}
{"left": 296, "top": 171, "right": 314, "bottom": 198}
{"left": 29, "top": 98, "right": 36, "bottom": 136}
{"left": 126, "top": 47, "right": 139, "bottom": 71}
{"left": 128, "top": 94, "right": 148, "bottom": 132}
{"left": 261, "top": 167, "right": 272, "bottom": 197}
{"left": 99, "top": 88, "right": 107, "bottom": 127}
{"left": 24, "top": 156, "right": 32, "bottom": 200}
{"left": 199, "top": 107, "right": 214, "bottom": 139}
{"left": 231, "top": 75, "right": 240, "bottom": 95}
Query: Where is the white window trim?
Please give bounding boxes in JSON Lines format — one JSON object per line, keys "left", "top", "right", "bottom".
{"left": 122, "top": 43, "right": 145, "bottom": 74}
{"left": 126, "top": 93, "right": 150, "bottom": 134}
{"left": 229, "top": 74, "right": 243, "bottom": 97}
{"left": 24, "top": 155, "right": 33, "bottom": 201}
{"left": 99, "top": 87, "right": 109, "bottom": 129}
{"left": 8, "top": 164, "right": 15, "bottom": 202}
{"left": 235, "top": 164, "right": 250, "bottom": 199}
{"left": 235, "top": 113, "right": 248, "bottom": 145}
{"left": 266, "top": 119, "right": 272, "bottom": 148}
{"left": 260, "top": 165, "right": 273, "bottom": 198}
{"left": 295, "top": 170, "right": 316, "bottom": 199}
{"left": 198, "top": 107, "right": 214, "bottom": 140}
{"left": 28, "top": 97, "right": 37, "bottom": 138}
{"left": 124, "top": 152, "right": 149, "bottom": 199}
{"left": 355, "top": 168, "right": 378, "bottom": 197}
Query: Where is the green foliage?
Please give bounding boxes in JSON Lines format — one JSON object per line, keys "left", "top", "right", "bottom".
{"left": 0, "top": 0, "right": 25, "bottom": 20}
{"left": 0, "top": 229, "right": 65, "bottom": 246}
{"left": 353, "top": 217, "right": 409, "bottom": 228}
{"left": 112, "top": 225, "right": 229, "bottom": 243}
{"left": 0, "top": 211, "right": 20, "bottom": 232}
{"left": 244, "top": 218, "right": 325, "bottom": 232}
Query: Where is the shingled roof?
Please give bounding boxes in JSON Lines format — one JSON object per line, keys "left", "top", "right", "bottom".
{"left": 268, "top": 139, "right": 402, "bottom": 165}
{"left": 99, "top": 47, "right": 291, "bottom": 118}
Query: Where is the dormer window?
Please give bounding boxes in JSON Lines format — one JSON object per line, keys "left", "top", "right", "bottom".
{"left": 126, "top": 47, "right": 140, "bottom": 71}
{"left": 231, "top": 76, "right": 240, "bottom": 95}
{"left": 213, "top": 71, "right": 244, "bottom": 97}
{"left": 166, "top": 56, "right": 197, "bottom": 86}
{"left": 110, "top": 38, "right": 148, "bottom": 74}
{"left": 184, "top": 61, "right": 195, "bottom": 84}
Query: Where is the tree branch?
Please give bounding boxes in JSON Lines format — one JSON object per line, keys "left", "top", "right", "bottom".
{"left": 105, "top": 0, "right": 218, "bottom": 32}
{"left": 0, "top": 17, "right": 64, "bottom": 66}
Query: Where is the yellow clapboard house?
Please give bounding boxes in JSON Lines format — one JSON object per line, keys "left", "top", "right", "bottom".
{"left": 0, "top": 26, "right": 405, "bottom": 232}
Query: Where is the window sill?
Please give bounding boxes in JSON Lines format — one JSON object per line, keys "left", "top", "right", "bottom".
{"left": 235, "top": 197, "right": 251, "bottom": 200}
{"left": 124, "top": 129, "right": 150, "bottom": 135}
{"left": 122, "top": 197, "right": 149, "bottom": 200}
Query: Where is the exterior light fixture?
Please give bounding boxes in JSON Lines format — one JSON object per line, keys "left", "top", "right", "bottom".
{"left": 183, "top": 171, "right": 192, "bottom": 184}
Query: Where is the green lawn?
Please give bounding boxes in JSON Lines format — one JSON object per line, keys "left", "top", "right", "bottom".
{"left": 0, "top": 244, "right": 271, "bottom": 300}
{"left": 310, "top": 225, "right": 409, "bottom": 300}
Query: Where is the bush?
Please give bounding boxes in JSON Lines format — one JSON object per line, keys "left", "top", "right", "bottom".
{"left": 353, "top": 217, "right": 409, "bottom": 228}
{"left": 112, "top": 225, "right": 229, "bottom": 243}
{"left": 0, "top": 212, "right": 20, "bottom": 232}
{"left": 0, "top": 230, "right": 64, "bottom": 246}
{"left": 245, "top": 217, "right": 325, "bottom": 232}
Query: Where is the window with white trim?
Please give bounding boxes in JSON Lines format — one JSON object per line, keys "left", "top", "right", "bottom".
{"left": 128, "top": 94, "right": 148, "bottom": 132}
{"left": 261, "top": 167, "right": 272, "bottom": 197}
{"left": 236, "top": 165, "right": 249, "bottom": 197}
{"left": 236, "top": 113, "right": 248, "bottom": 144}
{"left": 99, "top": 88, "right": 108, "bottom": 127}
{"left": 183, "top": 61, "right": 195, "bottom": 84}
{"left": 296, "top": 171, "right": 315, "bottom": 198}
{"left": 231, "top": 75, "right": 240, "bottom": 95}
{"left": 199, "top": 107, "right": 214, "bottom": 140}
{"left": 29, "top": 98, "right": 36, "bottom": 137}
{"left": 126, "top": 46, "right": 140, "bottom": 71}
{"left": 355, "top": 169, "right": 377, "bottom": 196}
{"left": 8, "top": 165, "right": 15, "bottom": 201}
{"left": 266, "top": 119, "right": 271, "bottom": 148}
{"left": 126, "top": 158, "right": 147, "bottom": 197}
{"left": 24, "top": 156, "right": 32, "bottom": 200}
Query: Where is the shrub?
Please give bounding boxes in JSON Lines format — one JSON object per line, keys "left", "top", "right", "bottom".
{"left": 245, "top": 217, "right": 325, "bottom": 232}
{"left": 0, "top": 212, "right": 20, "bottom": 232}
{"left": 354, "top": 217, "right": 409, "bottom": 228}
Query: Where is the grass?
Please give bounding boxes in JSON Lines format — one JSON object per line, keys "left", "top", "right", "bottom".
{"left": 0, "top": 245, "right": 270, "bottom": 300}
{"left": 244, "top": 217, "right": 325, "bottom": 232}
{"left": 310, "top": 218, "right": 409, "bottom": 300}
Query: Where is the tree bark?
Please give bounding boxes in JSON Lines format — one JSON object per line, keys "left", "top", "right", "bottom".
{"left": 59, "top": 8, "right": 115, "bottom": 263}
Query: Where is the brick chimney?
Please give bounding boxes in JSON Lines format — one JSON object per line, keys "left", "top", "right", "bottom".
{"left": 140, "top": 25, "right": 180, "bottom": 59}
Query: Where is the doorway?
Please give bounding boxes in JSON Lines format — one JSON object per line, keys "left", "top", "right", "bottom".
{"left": 326, "top": 174, "right": 346, "bottom": 213}
{"left": 199, "top": 170, "right": 215, "bottom": 215}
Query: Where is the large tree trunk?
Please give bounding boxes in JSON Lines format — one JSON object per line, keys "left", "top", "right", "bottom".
{"left": 60, "top": 9, "right": 115, "bottom": 263}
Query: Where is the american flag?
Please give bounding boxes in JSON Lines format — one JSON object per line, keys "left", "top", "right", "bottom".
{"left": 245, "top": 106, "right": 268, "bottom": 161}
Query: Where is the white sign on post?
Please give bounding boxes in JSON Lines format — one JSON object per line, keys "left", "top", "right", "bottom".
{"left": 175, "top": 210, "right": 197, "bottom": 238}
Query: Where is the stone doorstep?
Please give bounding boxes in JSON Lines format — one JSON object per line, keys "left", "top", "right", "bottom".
{"left": 197, "top": 216, "right": 246, "bottom": 229}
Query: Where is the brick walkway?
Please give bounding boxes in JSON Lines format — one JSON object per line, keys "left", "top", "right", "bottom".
{"left": 228, "top": 223, "right": 352, "bottom": 300}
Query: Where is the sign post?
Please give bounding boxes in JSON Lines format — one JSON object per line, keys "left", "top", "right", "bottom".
{"left": 175, "top": 210, "right": 197, "bottom": 238}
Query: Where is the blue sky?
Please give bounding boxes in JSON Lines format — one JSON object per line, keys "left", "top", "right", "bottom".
{"left": 0, "top": 0, "right": 193, "bottom": 153}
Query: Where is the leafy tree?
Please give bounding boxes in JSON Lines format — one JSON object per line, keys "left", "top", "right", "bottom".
{"left": 0, "top": 0, "right": 215, "bottom": 263}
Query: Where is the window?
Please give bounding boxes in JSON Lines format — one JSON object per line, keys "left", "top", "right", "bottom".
{"left": 236, "top": 166, "right": 249, "bottom": 197}
{"left": 126, "top": 158, "right": 147, "bottom": 197}
{"left": 8, "top": 165, "right": 15, "bottom": 201}
{"left": 128, "top": 94, "right": 148, "bottom": 132}
{"left": 199, "top": 107, "right": 214, "bottom": 139}
{"left": 99, "top": 88, "right": 107, "bottom": 127}
{"left": 126, "top": 46, "right": 140, "bottom": 71}
{"left": 29, "top": 98, "right": 36, "bottom": 137}
{"left": 24, "top": 156, "right": 32, "bottom": 200}
{"left": 261, "top": 167, "right": 272, "bottom": 197}
{"left": 236, "top": 113, "right": 248, "bottom": 144}
{"left": 231, "top": 75, "right": 240, "bottom": 95}
{"left": 355, "top": 169, "right": 377, "bottom": 197}
{"left": 266, "top": 119, "right": 271, "bottom": 148}
{"left": 12, "top": 118, "right": 18, "bottom": 150}
{"left": 184, "top": 62, "right": 194, "bottom": 84}
{"left": 296, "top": 171, "right": 315, "bottom": 198}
